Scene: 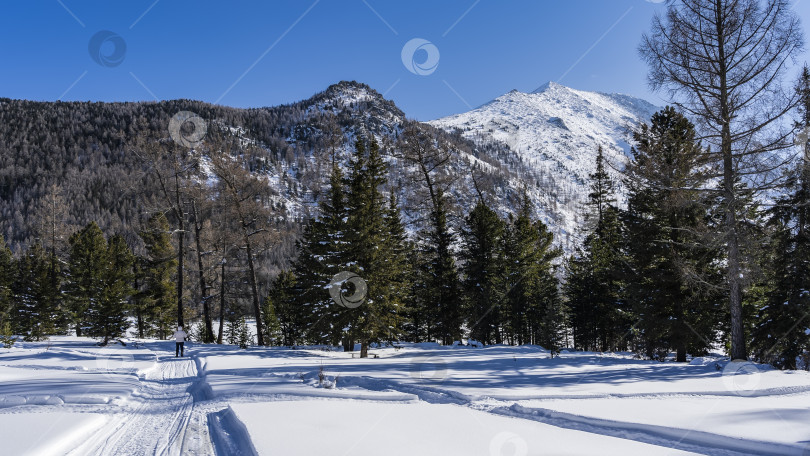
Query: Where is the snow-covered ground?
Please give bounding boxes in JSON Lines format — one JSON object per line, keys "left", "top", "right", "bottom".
{"left": 1, "top": 338, "right": 808, "bottom": 455}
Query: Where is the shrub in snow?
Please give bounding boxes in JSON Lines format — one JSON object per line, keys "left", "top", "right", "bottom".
{"left": 225, "top": 314, "right": 253, "bottom": 348}
{"left": 0, "top": 322, "right": 15, "bottom": 348}
{"left": 189, "top": 321, "right": 208, "bottom": 343}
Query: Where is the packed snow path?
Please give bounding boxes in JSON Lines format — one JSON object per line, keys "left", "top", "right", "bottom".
{"left": 67, "top": 344, "right": 213, "bottom": 456}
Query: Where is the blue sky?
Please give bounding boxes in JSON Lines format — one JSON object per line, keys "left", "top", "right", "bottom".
{"left": 2, "top": 0, "right": 810, "bottom": 120}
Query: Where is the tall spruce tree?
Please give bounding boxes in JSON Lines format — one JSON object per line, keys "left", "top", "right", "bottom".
{"left": 566, "top": 146, "right": 630, "bottom": 351}
{"left": 344, "top": 139, "right": 408, "bottom": 356}
{"left": 66, "top": 223, "right": 108, "bottom": 338}
{"left": 0, "top": 236, "right": 13, "bottom": 328}
{"left": 624, "top": 107, "right": 723, "bottom": 361}
{"left": 753, "top": 66, "right": 810, "bottom": 369}
{"left": 461, "top": 199, "right": 506, "bottom": 345}
{"left": 501, "top": 193, "right": 564, "bottom": 351}
{"left": 289, "top": 160, "right": 350, "bottom": 346}
{"left": 13, "top": 243, "right": 59, "bottom": 340}
{"left": 85, "top": 235, "right": 134, "bottom": 344}
{"left": 529, "top": 220, "right": 566, "bottom": 354}
{"left": 286, "top": 139, "right": 410, "bottom": 354}
{"left": 420, "top": 188, "right": 463, "bottom": 345}
{"left": 136, "top": 213, "right": 177, "bottom": 339}
{"left": 379, "top": 188, "right": 411, "bottom": 341}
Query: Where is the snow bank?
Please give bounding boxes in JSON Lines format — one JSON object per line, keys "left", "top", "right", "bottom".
{"left": 230, "top": 400, "right": 695, "bottom": 456}
{"left": 0, "top": 412, "right": 108, "bottom": 455}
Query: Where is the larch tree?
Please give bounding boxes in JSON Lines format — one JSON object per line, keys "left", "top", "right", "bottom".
{"left": 398, "top": 124, "right": 462, "bottom": 345}
{"left": 134, "top": 138, "right": 196, "bottom": 330}
{"left": 210, "top": 143, "right": 276, "bottom": 346}
{"left": 640, "top": 0, "right": 804, "bottom": 360}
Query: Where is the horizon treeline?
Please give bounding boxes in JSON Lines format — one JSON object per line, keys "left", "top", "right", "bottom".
{"left": 2, "top": 100, "right": 808, "bottom": 369}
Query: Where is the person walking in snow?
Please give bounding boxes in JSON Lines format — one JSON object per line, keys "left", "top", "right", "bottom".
{"left": 173, "top": 326, "right": 187, "bottom": 357}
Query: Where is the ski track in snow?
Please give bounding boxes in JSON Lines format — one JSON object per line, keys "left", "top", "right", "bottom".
{"left": 66, "top": 345, "right": 215, "bottom": 456}
{"left": 306, "top": 374, "right": 800, "bottom": 456}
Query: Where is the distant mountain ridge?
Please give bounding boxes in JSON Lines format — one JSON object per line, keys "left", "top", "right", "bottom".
{"left": 0, "top": 80, "right": 659, "bottom": 257}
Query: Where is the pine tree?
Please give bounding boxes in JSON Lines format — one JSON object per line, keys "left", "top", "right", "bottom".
{"left": 261, "top": 299, "right": 282, "bottom": 347}
{"left": 752, "top": 66, "right": 810, "bottom": 369}
{"left": 13, "top": 243, "right": 59, "bottom": 340}
{"left": 461, "top": 199, "right": 506, "bottom": 345}
{"left": 344, "top": 138, "right": 408, "bottom": 356}
{"left": 236, "top": 316, "right": 253, "bottom": 349}
{"left": 566, "top": 146, "right": 630, "bottom": 352}
{"left": 287, "top": 138, "right": 411, "bottom": 354}
{"left": 565, "top": 251, "right": 597, "bottom": 350}
{"left": 269, "top": 271, "right": 306, "bottom": 346}
{"left": 262, "top": 276, "right": 286, "bottom": 346}
{"left": 624, "top": 107, "right": 723, "bottom": 361}
{"left": 225, "top": 310, "right": 241, "bottom": 346}
{"left": 501, "top": 193, "right": 564, "bottom": 351}
{"left": 0, "top": 321, "right": 15, "bottom": 348}
{"left": 65, "top": 223, "right": 108, "bottom": 338}
{"left": 377, "top": 188, "right": 411, "bottom": 342}
{"left": 0, "top": 236, "right": 14, "bottom": 329}
{"left": 530, "top": 220, "right": 566, "bottom": 354}
{"left": 420, "top": 188, "right": 463, "bottom": 345}
{"left": 589, "top": 146, "right": 615, "bottom": 225}
{"left": 86, "top": 235, "right": 134, "bottom": 344}
{"left": 403, "top": 246, "right": 430, "bottom": 342}
{"left": 136, "top": 213, "right": 177, "bottom": 339}
{"left": 288, "top": 160, "right": 350, "bottom": 345}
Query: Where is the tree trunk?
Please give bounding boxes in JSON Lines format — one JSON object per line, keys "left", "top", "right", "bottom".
{"left": 716, "top": 19, "right": 746, "bottom": 360}
{"left": 136, "top": 310, "right": 144, "bottom": 339}
{"left": 342, "top": 337, "right": 354, "bottom": 352}
{"left": 177, "top": 226, "right": 185, "bottom": 329}
{"left": 244, "top": 239, "right": 265, "bottom": 346}
{"left": 360, "top": 340, "right": 368, "bottom": 358}
{"left": 676, "top": 345, "right": 687, "bottom": 363}
{"left": 218, "top": 261, "right": 225, "bottom": 344}
{"left": 192, "top": 202, "right": 214, "bottom": 343}
{"left": 175, "top": 174, "right": 185, "bottom": 330}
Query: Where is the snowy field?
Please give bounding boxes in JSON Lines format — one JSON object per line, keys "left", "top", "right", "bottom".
{"left": 0, "top": 337, "right": 809, "bottom": 455}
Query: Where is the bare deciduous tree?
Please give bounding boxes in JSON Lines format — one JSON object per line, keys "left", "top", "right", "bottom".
{"left": 134, "top": 138, "right": 197, "bottom": 330}
{"left": 209, "top": 144, "right": 276, "bottom": 346}
{"left": 640, "top": 0, "right": 804, "bottom": 359}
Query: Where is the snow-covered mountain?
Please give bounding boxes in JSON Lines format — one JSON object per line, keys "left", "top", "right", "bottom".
{"left": 429, "top": 81, "right": 660, "bottom": 249}
{"left": 0, "top": 81, "right": 659, "bottom": 255}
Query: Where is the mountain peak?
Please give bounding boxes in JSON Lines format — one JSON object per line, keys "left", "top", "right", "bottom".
{"left": 321, "top": 80, "right": 382, "bottom": 102}
{"left": 430, "top": 83, "right": 660, "bottom": 250}
{"left": 532, "top": 81, "right": 568, "bottom": 94}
